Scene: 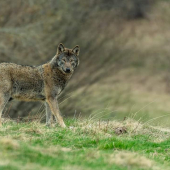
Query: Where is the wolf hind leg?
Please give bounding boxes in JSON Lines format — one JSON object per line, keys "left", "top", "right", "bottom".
{"left": 0, "top": 93, "right": 10, "bottom": 126}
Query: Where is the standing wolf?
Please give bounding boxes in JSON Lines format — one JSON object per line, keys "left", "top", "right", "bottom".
{"left": 0, "top": 43, "right": 80, "bottom": 128}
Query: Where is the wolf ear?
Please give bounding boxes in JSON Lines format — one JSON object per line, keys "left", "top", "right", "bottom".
{"left": 57, "top": 43, "right": 65, "bottom": 54}
{"left": 72, "top": 45, "right": 80, "bottom": 56}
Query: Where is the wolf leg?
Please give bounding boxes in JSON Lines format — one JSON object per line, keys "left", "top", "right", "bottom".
{"left": 46, "top": 97, "right": 66, "bottom": 128}
{"left": 0, "top": 94, "right": 10, "bottom": 126}
{"left": 45, "top": 102, "right": 52, "bottom": 127}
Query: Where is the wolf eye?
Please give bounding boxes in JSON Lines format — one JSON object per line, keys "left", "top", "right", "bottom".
{"left": 70, "top": 58, "right": 74, "bottom": 62}
{"left": 62, "top": 58, "right": 66, "bottom": 62}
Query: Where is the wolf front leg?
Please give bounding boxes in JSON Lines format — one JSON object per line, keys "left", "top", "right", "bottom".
{"left": 46, "top": 97, "right": 66, "bottom": 128}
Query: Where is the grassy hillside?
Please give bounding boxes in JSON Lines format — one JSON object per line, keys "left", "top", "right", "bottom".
{"left": 0, "top": 118, "right": 170, "bottom": 170}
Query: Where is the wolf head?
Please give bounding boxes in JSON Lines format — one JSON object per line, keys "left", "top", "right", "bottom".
{"left": 53, "top": 43, "right": 80, "bottom": 74}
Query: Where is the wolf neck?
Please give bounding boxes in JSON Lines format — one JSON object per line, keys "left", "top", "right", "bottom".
{"left": 42, "top": 62, "right": 72, "bottom": 89}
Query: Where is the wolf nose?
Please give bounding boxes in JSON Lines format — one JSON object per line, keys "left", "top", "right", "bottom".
{"left": 66, "top": 68, "right": 71, "bottom": 73}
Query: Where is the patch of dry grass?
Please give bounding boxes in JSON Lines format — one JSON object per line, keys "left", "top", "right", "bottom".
{"left": 0, "top": 138, "right": 19, "bottom": 150}
{"left": 107, "top": 151, "right": 154, "bottom": 169}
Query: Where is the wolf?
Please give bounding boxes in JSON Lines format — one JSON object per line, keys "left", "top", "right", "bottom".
{"left": 0, "top": 43, "right": 80, "bottom": 128}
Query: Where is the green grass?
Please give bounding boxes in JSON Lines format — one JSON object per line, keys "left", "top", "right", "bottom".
{"left": 0, "top": 118, "right": 170, "bottom": 170}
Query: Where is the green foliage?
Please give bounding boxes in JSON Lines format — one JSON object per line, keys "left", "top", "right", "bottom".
{"left": 0, "top": 119, "right": 169, "bottom": 170}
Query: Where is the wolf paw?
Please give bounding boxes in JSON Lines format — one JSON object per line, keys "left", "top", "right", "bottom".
{"left": 61, "top": 123, "right": 66, "bottom": 128}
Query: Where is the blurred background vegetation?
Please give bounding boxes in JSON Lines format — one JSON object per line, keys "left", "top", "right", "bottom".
{"left": 1, "top": 0, "right": 170, "bottom": 127}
